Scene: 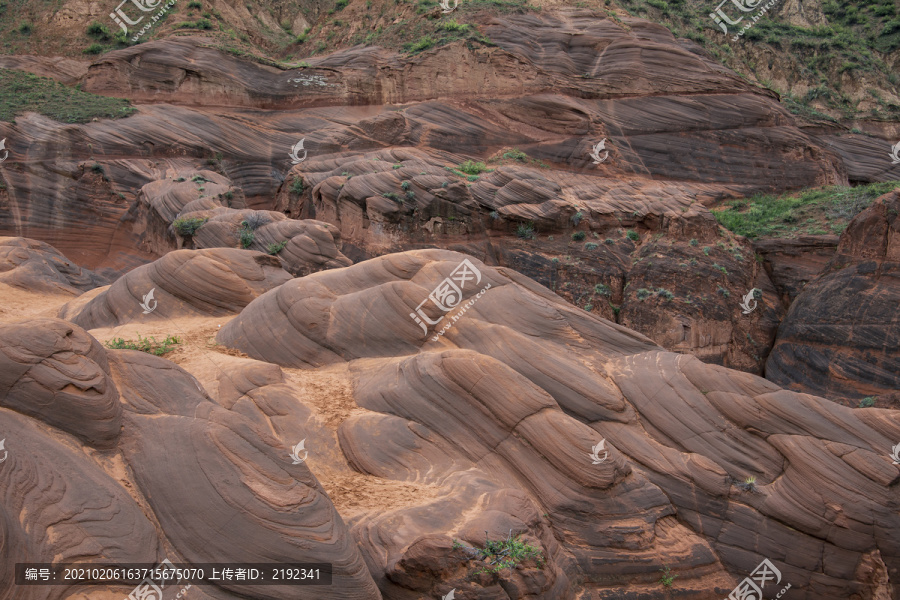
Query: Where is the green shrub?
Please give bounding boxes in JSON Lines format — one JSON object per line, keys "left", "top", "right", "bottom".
{"left": 594, "top": 284, "right": 611, "bottom": 296}
{"left": 572, "top": 231, "right": 586, "bottom": 241}
{"left": 604, "top": 238, "right": 615, "bottom": 244}
{"left": 858, "top": 396, "right": 876, "bottom": 408}
{"left": 404, "top": 35, "right": 436, "bottom": 53}
{"left": 717, "top": 285, "right": 730, "bottom": 298}
{"left": 657, "top": 288, "right": 674, "bottom": 300}
{"left": 83, "top": 43, "right": 105, "bottom": 55}
{"left": 658, "top": 566, "right": 677, "bottom": 588}
{"left": 173, "top": 216, "right": 209, "bottom": 236}
{"left": 584, "top": 304, "right": 593, "bottom": 311}
{"left": 572, "top": 211, "right": 583, "bottom": 226}
{"left": 440, "top": 19, "right": 470, "bottom": 32}
{"left": 516, "top": 222, "right": 535, "bottom": 239}
{"left": 87, "top": 21, "right": 112, "bottom": 40}
{"left": 401, "top": 180, "right": 411, "bottom": 190}
{"left": 689, "top": 238, "right": 698, "bottom": 246}
{"left": 502, "top": 148, "right": 528, "bottom": 161}
{"left": 18, "top": 22, "right": 33, "bottom": 34}
{"left": 713, "top": 263, "right": 728, "bottom": 274}
{"left": 626, "top": 229, "right": 639, "bottom": 241}
{"left": 585, "top": 242, "right": 598, "bottom": 250}
{"left": 459, "top": 160, "right": 488, "bottom": 175}
{"left": 187, "top": 0, "right": 202, "bottom": 7}
{"left": 452, "top": 532, "right": 544, "bottom": 575}
{"left": 267, "top": 240, "right": 289, "bottom": 255}
{"left": 239, "top": 228, "right": 255, "bottom": 248}
{"left": 636, "top": 288, "right": 651, "bottom": 300}
{"left": 290, "top": 177, "right": 304, "bottom": 195}
{"left": 105, "top": 335, "right": 180, "bottom": 356}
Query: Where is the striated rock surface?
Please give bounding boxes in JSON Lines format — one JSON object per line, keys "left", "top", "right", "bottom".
{"left": 218, "top": 248, "right": 900, "bottom": 599}
{"left": 59, "top": 248, "right": 292, "bottom": 329}
{"left": 0, "top": 236, "right": 108, "bottom": 295}
{"left": 0, "top": 318, "right": 121, "bottom": 448}
{"left": 767, "top": 189, "right": 900, "bottom": 398}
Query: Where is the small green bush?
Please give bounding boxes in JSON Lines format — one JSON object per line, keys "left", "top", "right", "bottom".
{"left": 689, "top": 238, "right": 698, "bottom": 246}
{"left": 572, "top": 231, "right": 586, "bottom": 241}
{"left": 401, "top": 180, "right": 411, "bottom": 190}
{"left": 187, "top": 0, "right": 202, "bottom": 7}
{"left": 267, "top": 240, "right": 289, "bottom": 255}
{"left": 594, "top": 284, "right": 611, "bottom": 296}
{"left": 636, "top": 288, "right": 651, "bottom": 300}
{"left": 382, "top": 192, "right": 401, "bottom": 202}
{"left": 626, "top": 229, "right": 639, "bottom": 241}
{"left": 83, "top": 44, "right": 105, "bottom": 55}
{"left": 453, "top": 532, "right": 544, "bottom": 576}
{"left": 502, "top": 149, "right": 528, "bottom": 161}
{"left": 658, "top": 566, "right": 677, "bottom": 588}
{"left": 516, "top": 222, "right": 535, "bottom": 239}
{"left": 87, "top": 21, "right": 112, "bottom": 40}
{"left": 18, "top": 22, "right": 33, "bottom": 34}
{"left": 290, "top": 178, "right": 305, "bottom": 195}
{"left": 572, "top": 211, "right": 583, "bottom": 226}
{"left": 173, "top": 216, "right": 208, "bottom": 236}
{"left": 239, "top": 228, "right": 255, "bottom": 248}
{"left": 105, "top": 335, "right": 180, "bottom": 356}
{"left": 459, "top": 160, "right": 488, "bottom": 175}
{"left": 858, "top": 396, "right": 876, "bottom": 408}
{"left": 585, "top": 242, "right": 598, "bottom": 250}
{"left": 657, "top": 288, "right": 674, "bottom": 300}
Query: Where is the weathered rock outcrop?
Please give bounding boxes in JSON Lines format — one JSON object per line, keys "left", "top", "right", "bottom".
{"left": 0, "top": 318, "right": 382, "bottom": 599}
{"left": 59, "top": 248, "right": 292, "bottom": 329}
{"left": 767, "top": 189, "right": 900, "bottom": 398}
{"left": 218, "top": 249, "right": 900, "bottom": 599}
{"left": 0, "top": 236, "right": 108, "bottom": 294}
{"left": 129, "top": 169, "right": 351, "bottom": 276}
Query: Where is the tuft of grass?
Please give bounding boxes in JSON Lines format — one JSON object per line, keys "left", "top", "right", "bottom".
{"left": 173, "top": 216, "right": 209, "bottom": 236}
{"left": 106, "top": 335, "right": 180, "bottom": 356}
{"left": 0, "top": 69, "right": 135, "bottom": 124}
{"left": 18, "top": 21, "right": 33, "bottom": 35}
{"left": 83, "top": 43, "right": 105, "bottom": 55}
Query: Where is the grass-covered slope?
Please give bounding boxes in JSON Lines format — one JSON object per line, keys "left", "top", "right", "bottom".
{"left": 0, "top": 69, "right": 135, "bottom": 123}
